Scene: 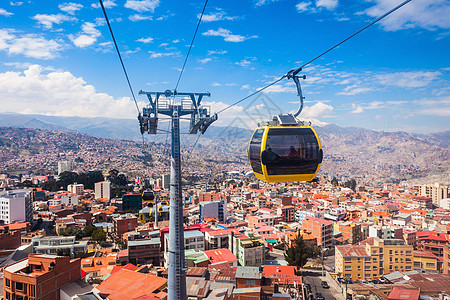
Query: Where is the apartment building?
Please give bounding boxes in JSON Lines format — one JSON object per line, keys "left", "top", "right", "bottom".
{"left": 302, "top": 217, "right": 333, "bottom": 248}
{"left": 3, "top": 254, "right": 81, "bottom": 300}
{"left": 232, "top": 233, "right": 265, "bottom": 267}
{"left": 0, "top": 189, "right": 33, "bottom": 224}
{"left": 444, "top": 244, "right": 450, "bottom": 274}
{"left": 277, "top": 206, "right": 295, "bottom": 222}
{"left": 420, "top": 183, "right": 449, "bottom": 206}
{"left": 199, "top": 200, "right": 227, "bottom": 223}
{"left": 204, "top": 229, "right": 233, "bottom": 250}
{"left": 335, "top": 222, "right": 362, "bottom": 244}
{"left": 67, "top": 183, "right": 84, "bottom": 195}
{"left": 32, "top": 236, "right": 88, "bottom": 257}
{"left": 94, "top": 181, "right": 111, "bottom": 200}
{"left": 58, "top": 160, "right": 72, "bottom": 174}
{"left": 335, "top": 237, "right": 413, "bottom": 281}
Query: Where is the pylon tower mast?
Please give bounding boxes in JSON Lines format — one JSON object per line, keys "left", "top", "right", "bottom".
{"left": 138, "top": 89, "right": 216, "bottom": 300}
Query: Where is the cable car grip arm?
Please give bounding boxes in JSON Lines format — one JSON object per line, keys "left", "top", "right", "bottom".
{"left": 286, "top": 69, "right": 306, "bottom": 118}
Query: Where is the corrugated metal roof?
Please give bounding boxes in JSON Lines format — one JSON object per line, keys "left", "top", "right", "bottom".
{"left": 235, "top": 266, "right": 262, "bottom": 280}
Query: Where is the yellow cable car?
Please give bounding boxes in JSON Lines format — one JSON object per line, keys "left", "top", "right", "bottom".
{"left": 142, "top": 190, "right": 155, "bottom": 202}
{"left": 248, "top": 114, "right": 323, "bottom": 183}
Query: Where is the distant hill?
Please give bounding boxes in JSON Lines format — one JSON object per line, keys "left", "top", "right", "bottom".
{"left": 0, "top": 113, "right": 448, "bottom": 185}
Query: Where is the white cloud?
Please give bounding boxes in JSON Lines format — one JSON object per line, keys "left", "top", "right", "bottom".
{"left": 198, "top": 58, "right": 212, "bottom": 64}
{"left": 207, "top": 50, "right": 227, "bottom": 55}
{"left": 200, "top": 10, "right": 238, "bottom": 22}
{"left": 241, "top": 84, "right": 250, "bottom": 90}
{"left": 338, "top": 84, "right": 373, "bottom": 95}
{"left": 299, "top": 102, "right": 334, "bottom": 118}
{"left": 375, "top": 71, "right": 441, "bottom": 88}
{"left": 32, "top": 14, "right": 74, "bottom": 29}
{"left": 10, "top": 2, "right": 23, "bottom": 6}
{"left": 92, "top": 0, "right": 117, "bottom": 9}
{"left": 129, "top": 14, "right": 153, "bottom": 21}
{"left": 202, "top": 28, "right": 257, "bottom": 42}
{"left": 0, "top": 65, "right": 142, "bottom": 118}
{"left": 69, "top": 22, "right": 101, "bottom": 48}
{"left": 255, "top": 0, "right": 278, "bottom": 7}
{"left": 125, "top": 0, "right": 160, "bottom": 12}
{"left": 0, "top": 29, "right": 62, "bottom": 59}
{"left": 211, "top": 82, "right": 222, "bottom": 86}
{"left": 316, "top": 0, "right": 338, "bottom": 10}
{"left": 296, "top": 2, "right": 312, "bottom": 13}
{"left": 0, "top": 8, "right": 13, "bottom": 16}
{"left": 351, "top": 105, "right": 364, "bottom": 114}
{"left": 235, "top": 59, "right": 252, "bottom": 67}
{"left": 59, "top": 2, "right": 83, "bottom": 15}
{"left": 137, "top": 37, "right": 154, "bottom": 43}
{"left": 148, "top": 51, "right": 177, "bottom": 58}
{"left": 363, "top": 0, "right": 450, "bottom": 31}
{"left": 264, "top": 84, "right": 297, "bottom": 93}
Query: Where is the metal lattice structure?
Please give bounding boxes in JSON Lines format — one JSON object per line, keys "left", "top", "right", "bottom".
{"left": 138, "top": 89, "right": 216, "bottom": 300}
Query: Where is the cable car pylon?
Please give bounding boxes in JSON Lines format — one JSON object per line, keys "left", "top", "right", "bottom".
{"left": 138, "top": 89, "right": 216, "bottom": 300}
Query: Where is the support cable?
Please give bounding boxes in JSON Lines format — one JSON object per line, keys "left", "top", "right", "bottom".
{"left": 216, "top": 0, "right": 412, "bottom": 115}
{"left": 99, "top": 0, "right": 140, "bottom": 113}
{"left": 174, "top": 0, "right": 209, "bottom": 91}
{"left": 99, "top": 0, "right": 146, "bottom": 150}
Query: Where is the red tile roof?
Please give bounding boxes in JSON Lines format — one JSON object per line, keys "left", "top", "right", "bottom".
{"left": 387, "top": 287, "right": 420, "bottom": 300}
{"left": 97, "top": 269, "right": 167, "bottom": 300}
{"left": 263, "top": 265, "right": 296, "bottom": 276}
{"left": 336, "top": 245, "right": 369, "bottom": 257}
{"left": 203, "top": 248, "right": 237, "bottom": 264}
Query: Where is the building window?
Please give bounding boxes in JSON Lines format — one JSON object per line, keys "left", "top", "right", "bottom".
{"left": 5, "top": 279, "right": 10, "bottom": 287}
{"left": 16, "top": 282, "right": 24, "bottom": 291}
{"left": 5, "top": 292, "right": 10, "bottom": 300}
{"left": 389, "top": 250, "right": 393, "bottom": 255}
{"left": 426, "top": 262, "right": 435, "bottom": 268}
{"left": 345, "top": 266, "right": 351, "bottom": 270}
{"left": 246, "top": 280, "right": 255, "bottom": 286}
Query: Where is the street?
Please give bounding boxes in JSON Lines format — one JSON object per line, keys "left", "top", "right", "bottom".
{"left": 302, "top": 269, "right": 344, "bottom": 300}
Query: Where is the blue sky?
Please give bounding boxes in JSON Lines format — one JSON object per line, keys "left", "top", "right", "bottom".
{"left": 0, "top": 0, "right": 449, "bottom": 133}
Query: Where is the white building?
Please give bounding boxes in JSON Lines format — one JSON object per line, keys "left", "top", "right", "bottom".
{"left": 60, "top": 193, "right": 79, "bottom": 206}
{"left": 164, "top": 230, "right": 205, "bottom": 253}
{"left": 67, "top": 183, "right": 84, "bottom": 195}
{"left": 0, "top": 189, "right": 33, "bottom": 223}
{"left": 94, "top": 181, "right": 111, "bottom": 200}
{"left": 440, "top": 198, "right": 450, "bottom": 210}
{"left": 420, "top": 183, "right": 449, "bottom": 206}
{"left": 58, "top": 161, "right": 72, "bottom": 175}
{"left": 162, "top": 174, "right": 170, "bottom": 190}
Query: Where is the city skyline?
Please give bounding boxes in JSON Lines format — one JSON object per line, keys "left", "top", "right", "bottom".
{"left": 0, "top": 0, "right": 449, "bottom": 133}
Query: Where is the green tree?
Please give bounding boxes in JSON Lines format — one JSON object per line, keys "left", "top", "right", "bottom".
{"left": 83, "top": 225, "right": 97, "bottom": 237}
{"left": 331, "top": 177, "right": 339, "bottom": 187}
{"left": 92, "top": 228, "right": 107, "bottom": 243}
{"left": 284, "top": 235, "right": 320, "bottom": 269}
{"left": 343, "top": 178, "right": 357, "bottom": 192}
{"left": 61, "top": 227, "right": 84, "bottom": 240}
{"left": 56, "top": 248, "right": 71, "bottom": 257}
{"left": 58, "top": 171, "right": 79, "bottom": 189}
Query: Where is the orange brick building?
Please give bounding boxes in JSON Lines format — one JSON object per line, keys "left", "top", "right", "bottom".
{"left": 3, "top": 254, "right": 81, "bottom": 300}
{"left": 444, "top": 244, "right": 450, "bottom": 274}
{"left": 302, "top": 217, "right": 333, "bottom": 248}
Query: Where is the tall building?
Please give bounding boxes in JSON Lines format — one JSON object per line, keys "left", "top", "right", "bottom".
{"left": 0, "top": 189, "right": 33, "bottom": 224}
{"left": 199, "top": 200, "right": 227, "bottom": 223}
{"left": 302, "top": 216, "right": 333, "bottom": 248}
{"left": 3, "top": 254, "right": 81, "bottom": 300}
{"left": 420, "top": 183, "right": 449, "bottom": 206}
{"left": 335, "top": 237, "right": 413, "bottom": 281}
{"left": 94, "top": 181, "right": 111, "bottom": 200}
{"left": 67, "top": 183, "right": 84, "bottom": 195}
{"left": 162, "top": 174, "right": 170, "bottom": 190}
{"left": 58, "top": 160, "right": 72, "bottom": 175}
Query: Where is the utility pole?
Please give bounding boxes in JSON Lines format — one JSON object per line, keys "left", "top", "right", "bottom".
{"left": 139, "top": 89, "right": 216, "bottom": 300}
